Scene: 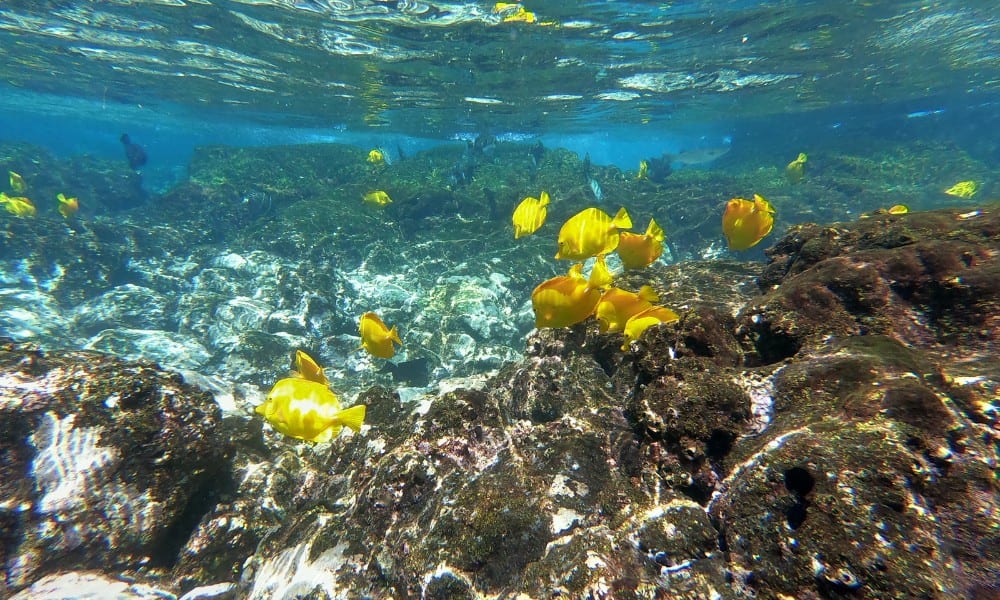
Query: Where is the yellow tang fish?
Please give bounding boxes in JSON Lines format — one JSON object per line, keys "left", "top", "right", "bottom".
{"left": 556, "top": 206, "right": 632, "bottom": 260}
{"left": 512, "top": 191, "right": 550, "bottom": 239}
{"left": 636, "top": 160, "right": 649, "bottom": 181}
{"left": 57, "top": 193, "right": 79, "bottom": 219}
{"left": 494, "top": 2, "right": 536, "bottom": 23}
{"left": 621, "top": 305, "right": 680, "bottom": 350}
{"left": 291, "top": 349, "right": 328, "bottom": 386}
{"left": 887, "top": 204, "right": 909, "bottom": 215}
{"left": 944, "top": 180, "right": 977, "bottom": 199}
{"left": 360, "top": 312, "right": 402, "bottom": 359}
{"left": 616, "top": 218, "right": 664, "bottom": 270}
{"left": 0, "top": 192, "right": 36, "bottom": 217}
{"left": 9, "top": 171, "right": 27, "bottom": 193}
{"left": 595, "top": 285, "right": 659, "bottom": 334}
{"left": 531, "top": 258, "right": 611, "bottom": 329}
{"left": 255, "top": 378, "right": 366, "bottom": 443}
{"left": 785, "top": 152, "right": 807, "bottom": 184}
{"left": 363, "top": 190, "right": 393, "bottom": 206}
{"left": 367, "top": 149, "right": 385, "bottom": 165}
{"left": 722, "top": 194, "right": 775, "bottom": 251}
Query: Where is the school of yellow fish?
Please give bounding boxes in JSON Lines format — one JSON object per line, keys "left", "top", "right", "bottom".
{"left": 0, "top": 145, "right": 983, "bottom": 447}
{"left": 1, "top": 171, "right": 78, "bottom": 219}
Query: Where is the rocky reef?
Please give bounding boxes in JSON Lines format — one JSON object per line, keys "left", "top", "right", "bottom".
{"left": 3, "top": 187, "right": 997, "bottom": 598}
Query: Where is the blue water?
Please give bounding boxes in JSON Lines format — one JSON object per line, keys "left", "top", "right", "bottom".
{"left": 0, "top": 1, "right": 995, "bottom": 190}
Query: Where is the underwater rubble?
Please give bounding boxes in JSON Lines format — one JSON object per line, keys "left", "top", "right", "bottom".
{"left": 2, "top": 182, "right": 998, "bottom": 597}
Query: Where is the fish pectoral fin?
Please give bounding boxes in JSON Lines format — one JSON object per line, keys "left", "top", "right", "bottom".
{"left": 337, "top": 405, "right": 367, "bottom": 432}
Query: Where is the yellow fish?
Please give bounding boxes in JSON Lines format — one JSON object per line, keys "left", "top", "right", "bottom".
{"left": 722, "top": 194, "right": 775, "bottom": 251}
{"left": 360, "top": 312, "right": 402, "bottom": 359}
{"left": 887, "top": 204, "right": 909, "bottom": 215}
{"left": 531, "top": 258, "right": 611, "bottom": 329}
{"left": 785, "top": 153, "right": 807, "bottom": 183}
{"left": 621, "top": 305, "right": 680, "bottom": 350}
{"left": 944, "top": 180, "right": 977, "bottom": 199}
{"left": 363, "top": 190, "right": 393, "bottom": 206}
{"left": 512, "top": 191, "right": 550, "bottom": 239}
{"left": 636, "top": 160, "right": 649, "bottom": 181}
{"left": 555, "top": 206, "right": 632, "bottom": 260}
{"left": 255, "top": 378, "right": 366, "bottom": 443}
{"left": 616, "top": 218, "right": 664, "bottom": 270}
{"left": 494, "top": 2, "right": 536, "bottom": 23}
{"left": 291, "top": 349, "right": 329, "bottom": 386}
{"left": 9, "top": 171, "right": 27, "bottom": 193}
{"left": 595, "top": 285, "right": 659, "bottom": 334}
{"left": 0, "top": 192, "right": 36, "bottom": 217}
{"left": 57, "top": 193, "right": 79, "bottom": 219}
{"left": 367, "top": 149, "right": 385, "bottom": 165}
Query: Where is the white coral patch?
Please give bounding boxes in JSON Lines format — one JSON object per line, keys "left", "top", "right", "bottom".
{"left": 30, "top": 412, "right": 118, "bottom": 514}
{"left": 247, "top": 537, "right": 352, "bottom": 600}
{"left": 551, "top": 507, "right": 582, "bottom": 535}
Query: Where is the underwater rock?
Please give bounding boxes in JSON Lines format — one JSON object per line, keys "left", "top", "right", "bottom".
{"left": 2, "top": 141, "right": 997, "bottom": 598}
{"left": 0, "top": 340, "right": 233, "bottom": 594}
{"left": 72, "top": 284, "right": 174, "bottom": 335}
{"left": 746, "top": 205, "right": 1000, "bottom": 364}
{"left": 10, "top": 571, "right": 177, "bottom": 600}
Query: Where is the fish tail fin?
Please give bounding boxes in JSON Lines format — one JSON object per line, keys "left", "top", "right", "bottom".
{"left": 389, "top": 326, "right": 402, "bottom": 346}
{"left": 646, "top": 218, "right": 664, "bottom": 241}
{"left": 589, "top": 255, "right": 613, "bottom": 289}
{"left": 337, "top": 404, "right": 367, "bottom": 432}
{"left": 638, "top": 285, "right": 660, "bottom": 303}
{"left": 612, "top": 207, "right": 632, "bottom": 230}
{"left": 798, "top": 153, "right": 807, "bottom": 163}
{"left": 539, "top": 191, "right": 550, "bottom": 206}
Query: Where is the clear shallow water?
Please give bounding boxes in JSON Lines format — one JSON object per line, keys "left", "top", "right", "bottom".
{"left": 0, "top": 0, "right": 996, "bottom": 170}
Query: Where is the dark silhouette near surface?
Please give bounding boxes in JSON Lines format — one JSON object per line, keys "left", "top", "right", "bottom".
{"left": 120, "top": 133, "right": 147, "bottom": 170}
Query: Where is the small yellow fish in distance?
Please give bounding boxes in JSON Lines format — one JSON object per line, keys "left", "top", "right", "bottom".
{"left": 512, "top": 191, "right": 550, "bottom": 239}
{"left": 616, "top": 218, "right": 665, "bottom": 270}
{"left": 57, "top": 193, "right": 79, "bottom": 219}
{"left": 9, "top": 171, "right": 27, "bottom": 193}
{"left": 887, "top": 204, "right": 909, "bottom": 215}
{"left": 494, "top": 2, "right": 536, "bottom": 23}
{"left": 621, "top": 305, "right": 680, "bottom": 350}
{"left": 0, "top": 192, "right": 36, "bottom": 217}
{"left": 785, "top": 152, "right": 807, "bottom": 184}
{"left": 944, "top": 180, "right": 977, "bottom": 199}
{"left": 636, "top": 160, "right": 649, "bottom": 181}
{"left": 595, "top": 285, "right": 659, "bottom": 334}
{"left": 360, "top": 312, "right": 402, "bottom": 359}
{"left": 363, "top": 190, "right": 393, "bottom": 206}
{"left": 367, "top": 149, "right": 385, "bottom": 165}
{"left": 291, "top": 349, "right": 329, "bottom": 386}
{"left": 255, "top": 378, "right": 366, "bottom": 443}
{"left": 556, "top": 206, "right": 632, "bottom": 260}
{"left": 722, "top": 194, "right": 775, "bottom": 251}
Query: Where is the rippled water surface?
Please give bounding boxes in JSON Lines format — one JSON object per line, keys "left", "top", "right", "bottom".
{"left": 1, "top": 0, "right": 996, "bottom": 135}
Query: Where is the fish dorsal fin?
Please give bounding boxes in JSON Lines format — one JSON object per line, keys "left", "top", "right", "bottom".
{"left": 588, "top": 255, "right": 613, "bottom": 290}
{"left": 638, "top": 285, "right": 659, "bottom": 303}
{"left": 612, "top": 207, "right": 632, "bottom": 230}
{"left": 645, "top": 218, "right": 664, "bottom": 241}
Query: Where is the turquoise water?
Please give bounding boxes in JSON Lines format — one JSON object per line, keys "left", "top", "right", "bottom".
{"left": 0, "top": 1, "right": 996, "bottom": 185}
{"left": 1, "top": 3, "right": 999, "bottom": 598}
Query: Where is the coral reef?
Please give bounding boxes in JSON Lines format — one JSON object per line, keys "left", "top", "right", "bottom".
{"left": 0, "top": 141, "right": 997, "bottom": 597}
